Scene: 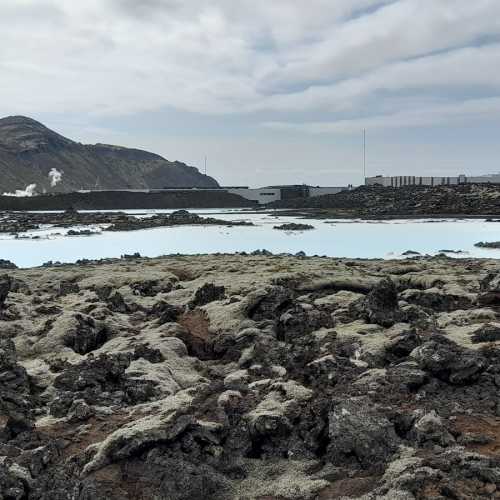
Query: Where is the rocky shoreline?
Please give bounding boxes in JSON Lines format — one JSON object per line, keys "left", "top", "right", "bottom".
{"left": 0, "top": 209, "right": 253, "bottom": 235}
{"left": 1, "top": 253, "right": 499, "bottom": 499}
{"left": 270, "top": 184, "right": 500, "bottom": 219}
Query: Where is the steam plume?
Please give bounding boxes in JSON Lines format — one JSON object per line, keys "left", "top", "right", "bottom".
{"left": 49, "top": 168, "right": 63, "bottom": 187}
{"left": 2, "top": 184, "right": 37, "bottom": 197}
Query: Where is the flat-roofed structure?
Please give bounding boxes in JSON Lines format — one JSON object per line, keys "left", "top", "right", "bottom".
{"left": 366, "top": 173, "right": 500, "bottom": 187}
{"left": 225, "top": 185, "right": 349, "bottom": 204}
{"left": 77, "top": 184, "right": 350, "bottom": 205}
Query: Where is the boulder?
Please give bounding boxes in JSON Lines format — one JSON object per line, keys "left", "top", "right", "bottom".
{"left": 58, "top": 280, "right": 80, "bottom": 296}
{"left": 361, "top": 278, "right": 401, "bottom": 327}
{"left": 63, "top": 313, "right": 108, "bottom": 355}
{"left": 247, "top": 286, "right": 293, "bottom": 321}
{"left": 384, "top": 328, "right": 421, "bottom": 362}
{"left": 411, "top": 336, "right": 486, "bottom": 385}
{"left": 0, "top": 274, "right": 12, "bottom": 308}
{"left": 401, "top": 288, "right": 473, "bottom": 312}
{"left": 0, "top": 259, "right": 17, "bottom": 270}
{"left": 471, "top": 323, "right": 500, "bottom": 343}
{"left": 0, "top": 461, "right": 29, "bottom": 500}
{"left": 54, "top": 353, "right": 131, "bottom": 394}
{"left": 150, "top": 300, "right": 181, "bottom": 324}
{"left": 478, "top": 271, "right": 500, "bottom": 305}
{"left": 82, "top": 389, "right": 196, "bottom": 476}
{"left": 107, "top": 290, "right": 130, "bottom": 313}
{"left": 67, "top": 399, "right": 94, "bottom": 423}
{"left": 189, "top": 283, "right": 225, "bottom": 308}
{"left": 130, "top": 278, "right": 173, "bottom": 297}
{"left": 387, "top": 361, "right": 428, "bottom": 391}
{"left": 327, "top": 397, "right": 400, "bottom": 469}
{"left": 277, "top": 303, "right": 333, "bottom": 342}
{"left": 0, "top": 338, "right": 34, "bottom": 439}
{"left": 412, "top": 410, "right": 455, "bottom": 447}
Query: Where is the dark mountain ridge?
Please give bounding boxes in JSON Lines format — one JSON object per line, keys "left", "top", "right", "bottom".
{"left": 0, "top": 116, "right": 218, "bottom": 193}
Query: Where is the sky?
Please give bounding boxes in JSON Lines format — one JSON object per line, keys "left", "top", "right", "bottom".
{"left": 1, "top": 0, "right": 500, "bottom": 187}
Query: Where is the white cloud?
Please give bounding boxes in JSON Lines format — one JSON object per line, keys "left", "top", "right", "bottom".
{"left": 1, "top": 0, "right": 500, "bottom": 148}
{"left": 263, "top": 96, "right": 500, "bottom": 133}
{"left": 256, "top": 43, "right": 500, "bottom": 113}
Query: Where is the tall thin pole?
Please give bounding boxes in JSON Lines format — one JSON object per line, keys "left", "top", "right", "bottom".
{"left": 363, "top": 129, "right": 366, "bottom": 178}
{"left": 363, "top": 129, "right": 366, "bottom": 183}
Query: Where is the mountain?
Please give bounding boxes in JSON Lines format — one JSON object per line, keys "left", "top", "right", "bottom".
{"left": 0, "top": 116, "right": 219, "bottom": 193}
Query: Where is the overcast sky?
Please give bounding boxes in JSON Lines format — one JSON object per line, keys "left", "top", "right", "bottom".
{"left": 2, "top": 0, "right": 500, "bottom": 186}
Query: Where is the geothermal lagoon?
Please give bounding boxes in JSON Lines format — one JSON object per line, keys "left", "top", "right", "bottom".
{"left": 1, "top": 209, "right": 500, "bottom": 267}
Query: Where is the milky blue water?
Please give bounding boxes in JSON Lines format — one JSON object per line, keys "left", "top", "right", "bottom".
{"left": 1, "top": 209, "right": 500, "bottom": 267}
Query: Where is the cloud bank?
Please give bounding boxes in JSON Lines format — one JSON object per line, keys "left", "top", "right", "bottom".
{"left": 1, "top": 1, "right": 500, "bottom": 185}
{"left": 2, "top": 0, "right": 500, "bottom": 128}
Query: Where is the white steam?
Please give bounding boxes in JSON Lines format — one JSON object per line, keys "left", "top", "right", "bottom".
{"left": 2, "top": 184, "right": 38, "bottom": 197}
{"left": 49, "top": 168, "right": 63, "bottom": 187}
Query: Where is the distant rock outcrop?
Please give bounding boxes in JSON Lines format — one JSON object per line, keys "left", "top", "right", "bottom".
{"left": 0, "top": 115, "right": 219, "bottom": 193}
{"left": 271, "top": 183, "right": 500, "bottom": 217}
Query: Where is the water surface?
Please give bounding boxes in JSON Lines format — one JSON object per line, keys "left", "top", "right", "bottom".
{"left": 1, "top": 209, "right": 500, "bottom": 267}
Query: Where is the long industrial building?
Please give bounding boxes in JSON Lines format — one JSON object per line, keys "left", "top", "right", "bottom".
{"left": 365, "top": 173, "right": 500, "bottom": 187}
{"left": 224, "top": 185, "right": 347, "bottom": 204}
{"left": 78, "top": 185, "right": 349, "bottom": 205}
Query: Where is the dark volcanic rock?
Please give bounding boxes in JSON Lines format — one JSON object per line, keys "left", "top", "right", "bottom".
{"left": 402, "top": 288, "right": 473, "bottom": 312}
{"left": 107, "top": 290, "right": 130, "bottom": 313}
{"left": 471, "top": 323, "right": 500, "bottom": 343}
{"left": 151, "top": 301, "right": 181, "bottom": 324}
{"left": 478, "top": 271, "right": 500, "bottom": 305}
{"left": 189, "top": 283, "right": 226, "bottom": 308}
{"left": 63, "top": 313, "right": 109, "bottom": 355}
{"left": 270, "top": 183, "right": 500, "bottom": 218}
{"left": 106, "top": 211, "right": 253, "bottom": 232}
{"left": 475, "top": 241, "right": 500, "bottom": 249}
{"left": 277, "top": 303, "right": 333, "bottom": 342}
{"left": 0, "top": 274, "right": 12, "bottom": 308}
{"left": 52, "top": 353, "right": 157, "bottom": 406}
{"left": 247, "top": 285, "right": 293, "bottom": 321}
{"left": 53, "top": 353, "right": 130, "bottom": 393}
{"left": 327, "top": 397, "right": 400, "bottom": 469}
{"left": 58, "top": 280, "right": 80, "bottom": 296}
{"left": 273, "top": 223, "right": 314, "bottom": 231}
{"left": 0, "top": 259, "right": 17, "bottom": 270}
{"left": 360, "top": 277, "right": 400, "bottom": 327}
{"left": 67, "top": 229, "right": 99, "bottom": 236}
{"left": 0, "top": 338, "right": 34, "bottom": 440}
{"left": 1, "top": 255, "right": 500, "bottom": 499}
{"left": 412, "top": 335, "right": 486, "bottom": 385}
{"left": 131, "top": 279, "right": 173, "bottom": 297}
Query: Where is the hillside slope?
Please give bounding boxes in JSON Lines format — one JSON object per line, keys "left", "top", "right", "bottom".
{"left": 0, "top": 116, "right": 218, "bottom": 193}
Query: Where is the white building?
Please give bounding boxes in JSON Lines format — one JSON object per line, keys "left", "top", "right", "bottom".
{"left": 365, "top": 173, "right": 500, "bottom": 187}
{"left": 224, "top": 185, "right": 348, "bottom": 204}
